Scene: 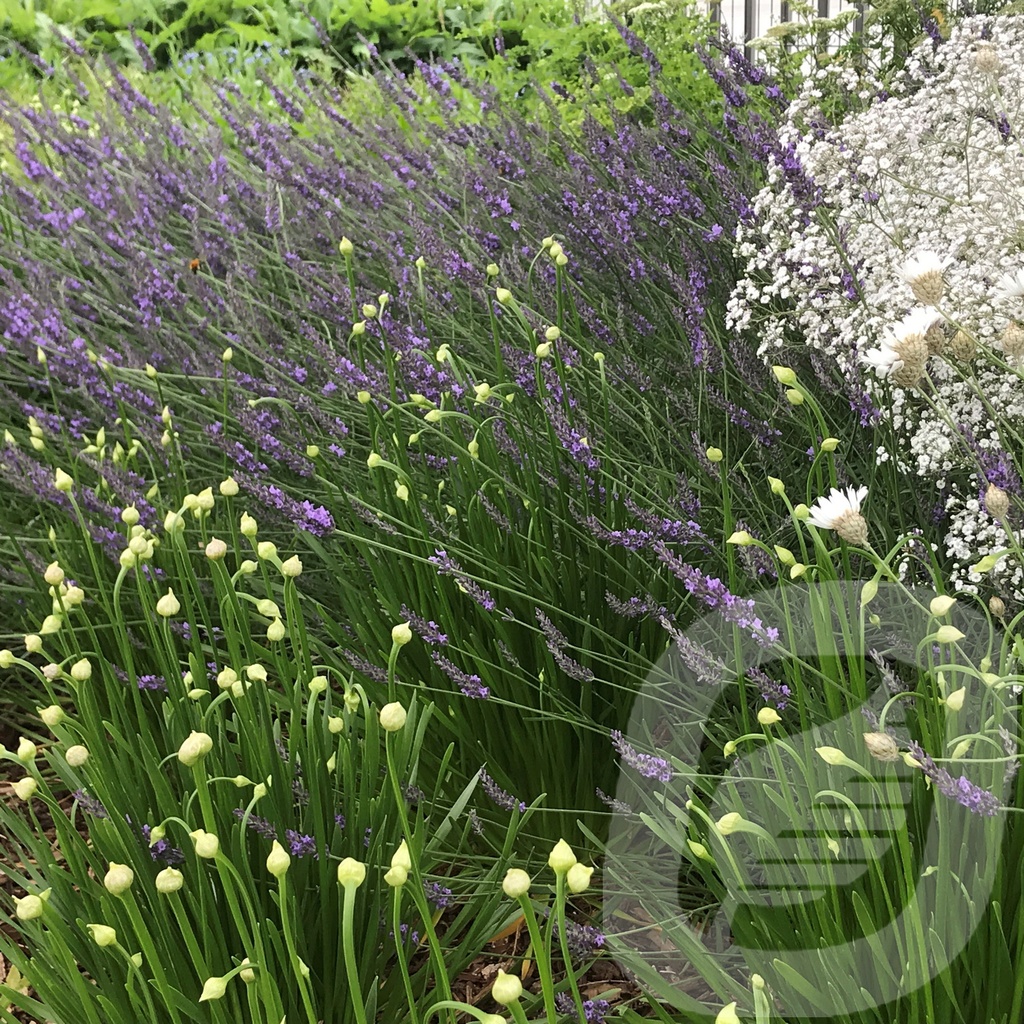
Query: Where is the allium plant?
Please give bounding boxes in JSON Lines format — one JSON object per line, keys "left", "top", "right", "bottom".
{"left": 596, "top": 403, "right": 1024, "bottom": 1024}
{"left": 0, "top": 478, "right": 522, "bottom": 1024}
{"left": 0, "top": 30, "right": 804, "bottom": 839}
{"left": 728, "top": 14, "right": 1024, "bottom": 604}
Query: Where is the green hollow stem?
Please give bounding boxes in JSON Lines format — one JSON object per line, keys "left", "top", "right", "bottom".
{"left": 340, "top": 882, "right": 369, "bottom": 1024}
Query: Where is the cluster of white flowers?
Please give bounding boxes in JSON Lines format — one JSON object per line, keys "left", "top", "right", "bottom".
{"left": 728, "top": 16, "right": 1024, "bottom": 599}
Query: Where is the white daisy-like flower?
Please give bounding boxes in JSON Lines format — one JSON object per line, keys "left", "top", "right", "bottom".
{"left": 807, "top": 485, "right": 870, "bottom": 546}
{"left": 993, "top": 268, "right": 1024, "bottom": 302}
{"left": 888, "top": 307, "right": 940, "bottom": 346}
{"left": 899, "top": 250, "right": 951, "bottom": 306}
{"left": 862, "top": 339, "right": 903, "bottom": 377}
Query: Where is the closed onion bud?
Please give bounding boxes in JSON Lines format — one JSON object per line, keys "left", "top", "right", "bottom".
{"left": 566, "top": 862, "right": 594, "bottom": 893}
{"left": 502, "top": 868, "right": 531, "bottom": 898}
{"left": 379, "top": 701, "right": 407, "bottom": 732}
{"left": 177, "top": 730, "right": 213, "bottom": 766}
{"left": 103, "top": 862, "right": 134, "bottom": 896}
{"left": 155, "top": 867, "right": 184, "bottom": 894}
{"left": 492, "top": 970, "right": 523, "bottom": 1005}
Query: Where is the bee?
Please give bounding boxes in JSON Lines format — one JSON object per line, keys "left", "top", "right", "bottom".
{"left": 189, "top": 258, "right": 201, "bottom": 274}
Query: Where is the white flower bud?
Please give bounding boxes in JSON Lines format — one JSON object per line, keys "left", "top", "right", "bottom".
{"left": 15, "top": 894, "right": 44, "bottom": 921}
{"left": 492, "top": 969, "right": 522, "bottom": 1005}
{"left": 502, "top": 868, "right": 531, "bottom": 898}
{"left": 566, "top": 862, "right": 593, "bottom": 893}
{"left": 379, "top": 701, "right": 407, "bottom": 732}
{"left": 87, "top": 923, "right": 117, "bottom": 947}
{"left": 199, "top": 976, "right": 228, "bottom": 1002}
{"left": 66, "top": 744, "right": 89, "bottom": 767}
{"left": 392, "top": 621, "right": 413, "bottom": 646}
{"left": 103, "top": 862, "right": 134, "bottom": 896}
{"left": 177, "top": 730, "right": 213, "bottom": 766}
{"left": 156, "top": 867, "right": 184, "bottom": 894}
{"left": 266, "top": 840, "right": 291, "bottom": 879}
{"left": 205, "top": 537, "right": 228, "bottom": 560}
{"left": 337, "top": 857, "right": 366, "bottom": 888}
{"left": 547, "top": 838, "right": 577, "bottom": 875}
{"left": 14, "top": 777, "right": 38, "bottom": 800}
{"left": 39, "top": 704, "right": 64, "bottom": 728}
{"left": 156, "top": 589, "right": 180, "bottom": 617}
{"left": 190, "top": 830, "right": 220, "bottom": 858}
{"left": 70, "top": 658, "right": 92, "bottom": 682}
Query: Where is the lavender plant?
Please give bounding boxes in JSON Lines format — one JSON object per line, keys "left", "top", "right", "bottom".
{"left": 0, "top": 31, "right": 804, "bottom": 839}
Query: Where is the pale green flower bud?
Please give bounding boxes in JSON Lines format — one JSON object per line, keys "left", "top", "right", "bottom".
{"left": 16, "top": 737, "right": 36, "bottom": 763}
{"left": 785, "top": 388, "right": 804, "bottom": 405}
{"left": 715, "top": 1002, "right": 741, "bottom": 1024}
{"left": 199, "top": 976, "right": 228, "bottom": 1002}
{"left": 502, "top": 868, "right": 531, "bottom": 898}
{"left": 392, "top": 621, "right": 413, "bottom": 646}
{"left": 103, "top": 862, "right": 134, "bottom": 896}
{"left": 771, "top": 366, "right": 797, "bottom": 385}
{"left": 14, "top": 777, "right": 38, "bottom": 800}
{"left": 216, "top": 667, "right": 238, "bottom": 690}
{"left": 15, "top": 894, "right": 44, "bottom": 921}
{"left": 240, "top": 957, "right": 256, "bottom": 984}
{"left": 687, "top": 839, "right": 712, "bottom": 862}
{"left": 191, "top": 830, "right": 219, "bottom": 859}
{"left": 337, "top": 857, "right": 366, "bottom": 888}
{"left": 24, "top": 634, "right": 42, "bottom": 654}
{"left": 66, "top": 744, "right": 89, "bottom": 767}
{"left": 727, "top": 531, "right": 753, "bottom": 546}
{"left": 87, "top": 923, "right": 117, "bottom": 947}
{"left": 545, "top": 325, "right": 561, "bottom": 342}
{"left": 257, "top": 599, "right": 280, "bottom": 618}
{"left": 384, "top": 866, "right": 408, "bottom": 887}
{"left": 54, "top": 468, "right": 74, "bottom": 492}
{"left": 328, "top": 715, "right": 344, "bottom": 733}
{"left": 267, "top": 619, "right": 286, "bottom": 642}
{"left": 155, "top": 589, "right": 180, "bottom": 617}
{"left": 240, "top": 512, "right": 258, "bottom": 537}
{"left": 257, "top": 541, "right": 277, "bottom": 560}
{"left": 339, "top": 236, "right": 354, "bottom": 256}
{"left": 246, "top": 663, "right": 268, "bottom": 682}
{"left": 816, "top": 746, "right": 856, "bottom": 768}
{"left": 380, "top": 701, "right": 407, "bottom": 732}
{"left": 70, "top": 658, "right": 92, "bottom": 682}
{"left": 935, "top": 624, "right": 965, "bottom": 643}
{"left": 39, "top": 615, "right": 61, "bottom": 635}
{"left": 757, "top": 707, "right": 781, "bottom": 726}
{"left": 267, "top": 840, "right": 290, "bottom": 879}
{"left": 547, "top": 838, "right": 577, "bottom": 875}
{"left": 566, "top": 862, "right": 593, "bottom": 893}
{"left": 930, "top": 595, "right": 957, "bottom": 617}
{"left": 391, "top": 840, "right": 412, "bottom": 872}
{"left": 0, "top": 650, "right": 14, "bottom": 668}
{"left": 492, "top": 969, "right": 523, "bottom": 1005}
{"left": 495, "top": 288, "right": 513, "bottom": 305}
{"left": 281, "top": 555, "right": 303, "bottom": 577}
{"left": 205, "top": 537, "right": 228, "bottom": 560}
{"left": 945, "top": 686, "right": 966, "bottom": 712}
{"left": 44, "top": 562, "right": 64, "bottom": 586}
{"left": 39, "top": 704, "right": 64, "bottom": 728}
{"left": 220, "top": 477, "right": 239, "bottom": 497}
{"left": 177, "top": 730, "right": 213, "bottom": 766}
{"left": 706, "top": 447, "right": 723, "bottom": 463}
{"left": 716, "top": 812, "right": 744, "bottom": 835}
{"left": 309, "top": 675, "right": 328, "bottom": 695}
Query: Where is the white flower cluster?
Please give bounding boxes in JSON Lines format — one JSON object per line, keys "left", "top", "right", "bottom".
{"left": 728, "top": 16, "right": 1024, "bottom": 599}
